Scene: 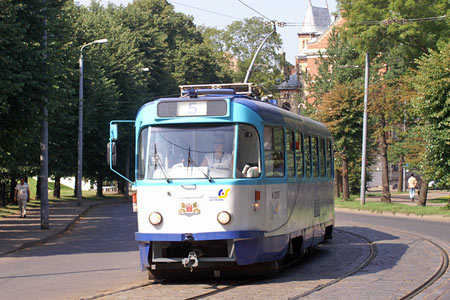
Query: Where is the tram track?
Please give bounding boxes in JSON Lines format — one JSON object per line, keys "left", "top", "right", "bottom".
{"left": 83, "top": 227, "right": 448, "bottom": 300}
{"left": 181, "top": 228, "right": 379, "bottom": 300}
{"left": 339, "top": 222, "right": 449, "bottom": 300}
{"left": 383, "top": 228, "right": 449, "bottom": 300}
{"left": 83, "top": 228, "right": 376, "bottom": 300}
{"left": 287, "top": 229, "right": 378, "bottom": 299}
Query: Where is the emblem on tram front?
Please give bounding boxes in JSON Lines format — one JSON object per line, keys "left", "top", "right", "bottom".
{"left": 179, "top": 202, "right": 201, "bottom": 215}
{"left": 218, "top": 188, "right": 230, "bottom": 199}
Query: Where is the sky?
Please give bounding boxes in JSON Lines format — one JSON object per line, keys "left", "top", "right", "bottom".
{"left": 76, "top": 0, "right": 338, "bottom": 64}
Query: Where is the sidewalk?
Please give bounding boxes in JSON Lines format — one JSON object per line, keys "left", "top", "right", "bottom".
{"left": 0, "top": 198, "right": 127, "bottom": 256}
{"left": 363, "top": 189, "right": 450, "bottom": 206}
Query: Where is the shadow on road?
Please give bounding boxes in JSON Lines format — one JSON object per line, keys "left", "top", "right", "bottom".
{"left": 5, "top": 203, "right": 138, "bottom": 257}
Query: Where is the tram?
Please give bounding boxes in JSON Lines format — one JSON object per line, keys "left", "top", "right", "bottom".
{"left": 108, "top": 83, "right": 334, "bottom": 278}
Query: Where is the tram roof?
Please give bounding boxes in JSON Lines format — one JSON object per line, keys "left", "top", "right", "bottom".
{"left": 138, "top": 83, "right": 330, "bottom": 137}
{"left": 138, "top": 94, "right": 329, "bottom": 136}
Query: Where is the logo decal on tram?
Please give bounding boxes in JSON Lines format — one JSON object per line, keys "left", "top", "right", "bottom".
{"left": 218, "top": 188, "right": 230, "bottom": 199}
{"left": 178, "top": 202, "right": 201, "bottom": 215}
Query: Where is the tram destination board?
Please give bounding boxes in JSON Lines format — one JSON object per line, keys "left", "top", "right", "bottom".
{"left": 157, "top": 99, "right": 227, "bottom": 117}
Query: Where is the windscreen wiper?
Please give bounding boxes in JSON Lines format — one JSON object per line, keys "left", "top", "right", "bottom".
{"left": 187, "top": 146, "right": 213, "bottom": 182}
{"left": 154, "top": 144, "right": 171, "bottom": 183}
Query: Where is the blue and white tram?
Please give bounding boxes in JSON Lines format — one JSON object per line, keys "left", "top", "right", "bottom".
{"left": 109, "top": 83, "right": 334, "bottom": 278}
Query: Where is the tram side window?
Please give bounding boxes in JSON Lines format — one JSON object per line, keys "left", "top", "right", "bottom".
{"left": 296, "top": 132, "right": 304, "bottom": 177}
{"left": 236, "top": 124, "right": 261, "bottom": 178}
{"left": 305, "top": 135, "right": 311, "bottom": 177}
{"left": 264, "top": 126, "right": 285, "bottom": 177}
{"left": 286, "top": 129, "right": 295, "bottom": 177}
{"left": 312, "top": 136, "right": 319, "bottom": 177}
{"left": 320, "top": 138, "right": 326, "bottom": 177}
{"left": 327, "top": 140, "right": 334, "bottom": 177}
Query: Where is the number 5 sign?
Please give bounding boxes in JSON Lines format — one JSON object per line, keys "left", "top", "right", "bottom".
{"left": 177, "top": 101, "right": 207, "bottom": 116}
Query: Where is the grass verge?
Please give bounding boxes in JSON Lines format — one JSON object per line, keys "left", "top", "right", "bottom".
{"left": 0, "top": 182, "right": 124, "bottom": 218}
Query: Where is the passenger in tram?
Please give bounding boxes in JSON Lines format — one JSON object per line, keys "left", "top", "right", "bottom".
{"left": 201, "top": 135, "right": 232, "bottom": 170}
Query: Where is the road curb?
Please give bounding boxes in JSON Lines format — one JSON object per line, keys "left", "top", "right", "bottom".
{"left": 335, "top": 207, "right": 450, "bottom": 222}
{"left": 0, "top": 200, "right": 128, "bottom": 257}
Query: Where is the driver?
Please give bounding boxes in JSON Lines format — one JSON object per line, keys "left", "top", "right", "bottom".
{"left": 201, "top": 135, "right": 232, "bottom": 169}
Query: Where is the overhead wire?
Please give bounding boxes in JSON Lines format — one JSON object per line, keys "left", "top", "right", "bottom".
{"left": 276, "top": 15, "right": 447, "bottom": 27}
{"left": 168, "top": 0, "right": 242, "bottom": 21}
{"left": 355, "top": 15, "right": 447, "bottom": 25}
{"left": 237, "top": 0, "right": 273, "bottom": 22}
{"left": 167, "top": 0, "right": 318, "bottom": 29}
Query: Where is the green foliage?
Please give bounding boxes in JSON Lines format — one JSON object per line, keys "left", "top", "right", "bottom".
{"left": 311, "top": 30, "right": 366, "bottom": 196}
{"left": 203, "top": 17, "right": 284, "bottom": 92}
{"left": 412, "top": 43, "right": 450, "bottom": 186}
{"left": 316, "top": 82, "right": 364, "bottom": 194}
{"left": 339, "top": 0, "right": 449, "bottom": 60}
{"left": 0, "top": 0, "right": 235, "bottom": 201}
{"left": 335, "top": 196, "right": 450, "bottom": 217}
{"left": 47, "top": 1, "right": 79, "bottom": 179}
{"left": 337, "top": 0, "right": 449, "bottom": 199}
{"left": 308, "top": 29, "right": 364, "bottom": 99}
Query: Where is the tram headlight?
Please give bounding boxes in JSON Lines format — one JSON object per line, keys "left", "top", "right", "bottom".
{"left": 149, "top": 212, "right": 163, "bottom": 225}
{"left": 217, "top": 211, "right": 231, "bottom": 225}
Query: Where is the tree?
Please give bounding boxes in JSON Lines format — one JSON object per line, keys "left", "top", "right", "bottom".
{"left": 412, "top": 43, "right": 450, "bottom": 206}
{"left": 204, "top": 17, "right": 284, "bottom": 92}
{"left": 0, "top": 0, "right": 50, "bottom": 204}
{"left": 316, "top": 83, "right": 363, "bottom": 200}
{"left": 47, "top": 0, "right": 79, "bottom": 198}
{"left": 122, "top": 0, "right": 231, "bottom": 95}
{"left": 367, "top": 78, "right": 409, "bottom": 202}
{"left": 73, "top": 0, "right": 234, "bottom": 195}
{"left": 309, "top": 29, "right": 365, "bottom": 199}
{"left": 74, "top": 2, "right": 135, "bottom": 196}
{"left": 340, "top": 0, "right": 449, "bottom": 64}
{"left": 340, "top": 0, "right": 449, "bottom": 200}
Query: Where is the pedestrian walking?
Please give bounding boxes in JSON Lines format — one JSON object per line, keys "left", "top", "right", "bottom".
{"left": 407, "top": 173, "right": 418, "bottom": 202}
{"left": 14, "top": 177, "right": 30, "bottom": 218}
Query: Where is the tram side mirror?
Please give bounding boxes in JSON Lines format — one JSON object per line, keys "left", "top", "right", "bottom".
{"left": 110, "top": 123, "right": 118, "bottom": 141}
{"left": 107, "top": 142, "right": 117, "bottom": 167}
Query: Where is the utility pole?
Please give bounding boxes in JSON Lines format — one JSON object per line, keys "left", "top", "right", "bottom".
{"left": 360, "top": 52, "right": 369, "bottom": 205}
{"left": 40, "top": 0, "right": 49, "bottom": 229}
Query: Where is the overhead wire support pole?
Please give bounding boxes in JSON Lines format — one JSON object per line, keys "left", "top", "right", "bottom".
{"left": 360, "top": 52, "right": 369, "bottom": 205}
{"left": 40, "top": 0, "right": 49, "bottom": 229}
{"left": 244, "top": 21, "right": 276, "bottom": 83}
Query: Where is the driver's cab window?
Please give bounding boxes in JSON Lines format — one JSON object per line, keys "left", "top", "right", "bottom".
{"left": 236, "top": 124, "right": 261, "bottom": 178}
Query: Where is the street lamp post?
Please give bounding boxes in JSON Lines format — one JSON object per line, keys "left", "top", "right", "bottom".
{"left": 77, "top": 38, "right": 108, "bottom": 206}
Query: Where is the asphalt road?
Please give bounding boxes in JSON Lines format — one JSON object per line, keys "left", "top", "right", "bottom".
{"left": 335, "top": 211, "right": 450, "bottom": 243}
{"left": 0, "top": 203, "right": 146, "bottom": 300}
{"left": 1, "top": 204, "right": 448, "bottom": 300}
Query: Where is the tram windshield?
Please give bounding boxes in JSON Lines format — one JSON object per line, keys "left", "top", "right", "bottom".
{"left": 138, "top": 125, "right": 235, "bottom": 180}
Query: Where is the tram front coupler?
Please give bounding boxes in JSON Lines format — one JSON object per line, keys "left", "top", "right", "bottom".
{"left": 182, "top": 251, "right": 199, "bottom": 271}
